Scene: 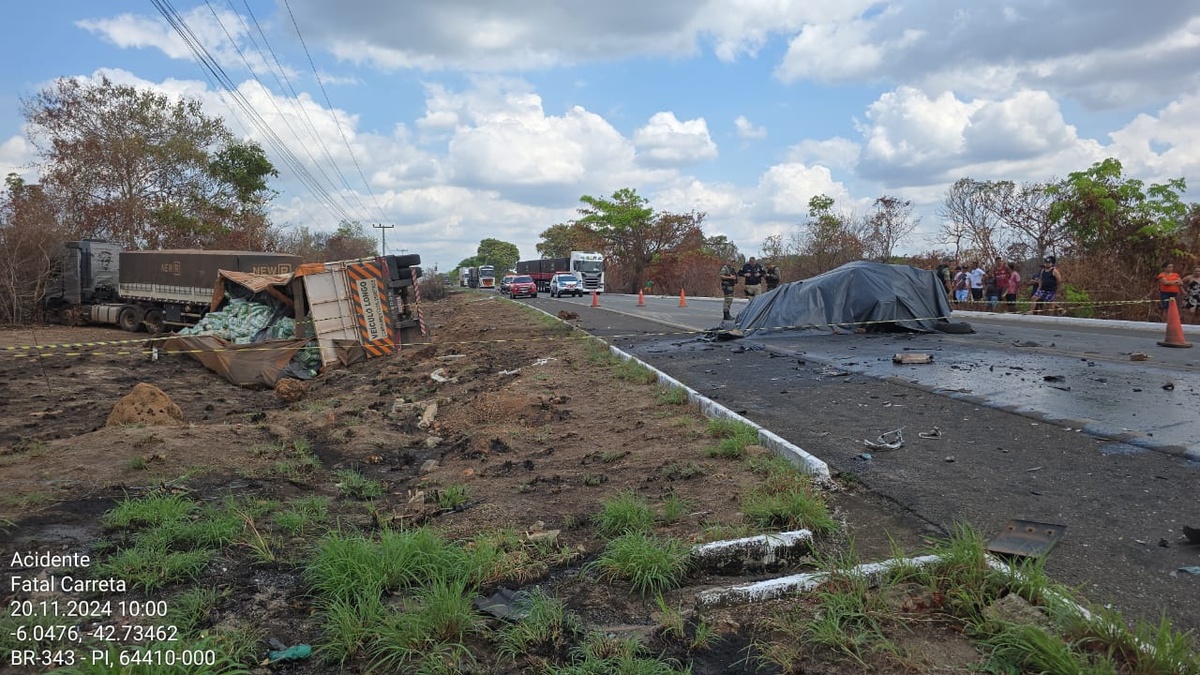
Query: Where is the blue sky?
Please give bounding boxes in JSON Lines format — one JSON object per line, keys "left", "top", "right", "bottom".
{"left": 3, "top": 1, "right": 1200, "bottom": 270}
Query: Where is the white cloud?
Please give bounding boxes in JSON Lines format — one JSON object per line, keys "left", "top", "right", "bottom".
{"left": 0, "top": 135, "right": 36, "bottom": 182}
{"left": 734, "top": 115, "right": 767, "bottom": 141}
{"left": 633, "top": 112, "right": 718, "bottom": 166}
{"left": 787, "top": 137, "right": 859, "bottom": 171}
{"left": 755, "top": 162, "right": 851, "bottom": 217}
{"left": 77, "top": 7, "right": 294, "bottom": 79}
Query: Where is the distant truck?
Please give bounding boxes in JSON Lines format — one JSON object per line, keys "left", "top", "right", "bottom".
{"left": 515, "top": 251, "right": 605, "bottom": 293}
{"left": 466, "top": 267, "right": 480, "bottom": 288}
{"left": 479, "top": 265, "right": 496, "bottom": 290}
{"left": 42, "top": 240, "right": 302, "bottom": 333}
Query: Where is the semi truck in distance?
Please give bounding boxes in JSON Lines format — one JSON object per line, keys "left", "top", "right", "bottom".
{"left": 515, "top": 251, "right": 605, "bottom": 294}
{"left": 479, "top": 265, "right": 496, "bottom": 290}
{"left": 42, "top": 240, "right": 303, "bottom": 333}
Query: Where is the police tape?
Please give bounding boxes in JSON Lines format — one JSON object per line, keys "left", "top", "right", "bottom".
{"left": 0, "top": 297, "right": 1175, "bottom": 358}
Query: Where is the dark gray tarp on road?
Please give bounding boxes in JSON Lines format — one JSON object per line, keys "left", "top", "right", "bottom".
{"left": 733, "top": 261, "right": 955, "bottom": 335}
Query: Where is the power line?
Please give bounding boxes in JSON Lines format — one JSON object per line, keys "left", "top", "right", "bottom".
{"left": 372, "top": 223, "right": 395, "bottom": 256}
{"left": 282, "top": 0, "right": 387, "bottom": 220}
{"left": 152, "top": 0, "right": 358, "bottom": 225}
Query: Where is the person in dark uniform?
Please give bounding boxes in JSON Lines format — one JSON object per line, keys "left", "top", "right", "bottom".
{"left": 719, "top": 258, "right": 738, "bottom": 320}
{"left": 740, "top": 256, "right": 765, "bottom": 299}
{"left": 764, "top": 262, "right": 781, "bottom": 291}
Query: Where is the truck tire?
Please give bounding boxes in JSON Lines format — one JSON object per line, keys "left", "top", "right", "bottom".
{"left": 393, "top": 254, "right": 422, "bottom": 268}
{"left": 142, "top": 308, "right": 165, "bottom": 334}
{"left": 118, "top": 307, "right": 142, "bottom": 332}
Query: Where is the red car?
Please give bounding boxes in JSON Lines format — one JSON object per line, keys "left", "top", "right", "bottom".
{"left": 508, "top": 275, "right": 538, "bottom": 299}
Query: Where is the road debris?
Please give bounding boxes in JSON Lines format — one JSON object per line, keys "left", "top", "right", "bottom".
{"left": 892, "top": 352, "right": 934, "bottom": 364}
{"left": 1183, "top": 526, "right": 1200, "bottom": 545}
{"left": 430, "top": 368, "right": 458, "bottom": 384}
{"left": 917, "top": 426, "right": 942, "bottom": 440}
{"left": 864, "top": 428, "right": 904, "bottom": 450}
{"left": 1129, "top": 352, "right": 1150, "bottom": 361}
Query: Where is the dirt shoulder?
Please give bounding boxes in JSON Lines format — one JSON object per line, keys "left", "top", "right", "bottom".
{"left": 0, "top": 291, "right": 1194, "bottom": 674}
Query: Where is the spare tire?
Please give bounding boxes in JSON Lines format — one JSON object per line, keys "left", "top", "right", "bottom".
{"left": 392, "top": 253, "right": 422, "bottom": 268}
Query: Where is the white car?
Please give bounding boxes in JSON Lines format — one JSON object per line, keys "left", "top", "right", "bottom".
{"left": 549, "top": 273, "right": 584, "bottom": 298}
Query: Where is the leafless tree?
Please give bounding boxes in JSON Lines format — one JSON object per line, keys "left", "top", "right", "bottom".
{"left": 863, "top": 195, "right": 919, "bottom": 262}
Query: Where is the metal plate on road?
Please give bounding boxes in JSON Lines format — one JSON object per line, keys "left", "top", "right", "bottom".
{"left": 987, "top": 519, "right": 1066, "bottom": 558}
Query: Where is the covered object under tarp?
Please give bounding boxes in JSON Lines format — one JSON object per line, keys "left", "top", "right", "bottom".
{"left": 731, "top": 261, "right": 956, "bottom": 336}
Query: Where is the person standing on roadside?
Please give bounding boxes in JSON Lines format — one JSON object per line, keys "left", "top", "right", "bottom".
{"left": 1004, "top": 262, "right": 1021, "bottom": 312}
{"left": 1154, "top": 262, "right": 1183, "bottom": 317}
{"left": 719, "top": 258, "right": 738, "bottom": 320}
{"left": 936, "top": 259, "right": 952, "bottom": 300}
{"left": 1182, "top": 265, "right": 1200, "bottom": 321}
{"left": 969, "top": 261, "right": 986, "bottom": 305}
{"left": 952, "top": 265, "right": 969, "bottom": 304}
{"left": 764, "top": 262, "right": 781, "bottom": 291}
{"left": 990, "top": 256, "right": 1010, "bottom": 311}
{"left": 1031, "top": 255, "right": 1063, "bottom": 314}
{"left": 740, "top": 256, "right": 766, "bottom": 299}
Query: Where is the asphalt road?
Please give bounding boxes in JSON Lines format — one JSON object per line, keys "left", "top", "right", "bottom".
{"left": 518, "top": 290, "right": 1200, "bottom": 634}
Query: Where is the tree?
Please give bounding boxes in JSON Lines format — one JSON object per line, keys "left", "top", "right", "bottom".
{"left": 938, "top": 179, "right": 1001, "bottom": 262}
{"left": 977, "top": 180, "right": 1060, "bottom": 262}
{"left": 323, "top": 222, "right": 378, "bottom": 261}
{"left": 1047, "top": 158, "right": 1188, "bottom": 266}
{"left": 703, "top": 235, "right": 741, "bottom": 263}
{"left": 575, "top": 188, "right": 705, "bottom": 293}
{"left": 0, "top": 175, "right": 67, "bottom": 323}
{"left": 476, "top": 238, "right": 520, "bottom": 272}
{"left": 799, "top": 194, "right": 863, "bottom": 274}
{"left": 22, "top": 76, "right": 278, "bottom": 250}
{"left": 274, "top": 221, "right": 376, "bottom": 262}
{"left": 535, "top": 222, "right": 604, "bottom": 259}
{"left": 863, "top": 196, "right": 919, "bottom": 262}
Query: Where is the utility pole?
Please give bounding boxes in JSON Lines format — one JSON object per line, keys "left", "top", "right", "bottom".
{"left": 372, "top": 223, "right": 395, "bottom": 256}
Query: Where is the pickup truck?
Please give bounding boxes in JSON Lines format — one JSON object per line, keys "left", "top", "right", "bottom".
{"left": 549, "top": 273, "right": 583, "bottom": 298}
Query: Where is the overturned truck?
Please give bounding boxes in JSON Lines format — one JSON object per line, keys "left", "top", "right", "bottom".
{"left": 162, "top": 253, "right": 426, "bottom": 386}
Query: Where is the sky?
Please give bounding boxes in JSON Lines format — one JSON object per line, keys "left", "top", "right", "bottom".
{"left": 3, "top": 1, "right": 1200, "bottom": 271}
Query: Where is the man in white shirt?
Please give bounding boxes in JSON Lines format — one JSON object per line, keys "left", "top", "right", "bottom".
{"left": 969, "top": 262, "right": 986, "bottom": 303}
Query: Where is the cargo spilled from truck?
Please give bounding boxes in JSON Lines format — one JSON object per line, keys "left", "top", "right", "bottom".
{"left": 161, "top": 253, "right": 426, "bottom": 386}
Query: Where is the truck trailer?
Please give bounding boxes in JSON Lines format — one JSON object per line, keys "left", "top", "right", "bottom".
{"left": 43, "top": 240, "right": 303, "bottom": 333}
{"left": 515, "top": 251, "right": 605, "bottom": 293}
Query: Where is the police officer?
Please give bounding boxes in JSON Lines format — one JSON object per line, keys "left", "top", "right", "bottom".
{"left": 719, "top": 258, "right": 738, "bottom": 320}
{"left": 740, "top": 256, "right": 765, "bottom": 298}
{"left": 764, "top": 262, "right": 781, "bottom": 291}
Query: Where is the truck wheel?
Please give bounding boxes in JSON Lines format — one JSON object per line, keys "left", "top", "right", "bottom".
{"left": 392, "top": 254, "right": 422, "bottom": 268}
{"left": 118, "top": 307, "right": 142, "bottom": 332}
{"left": 142, "top": 308, "right": 165, "bottom": 334}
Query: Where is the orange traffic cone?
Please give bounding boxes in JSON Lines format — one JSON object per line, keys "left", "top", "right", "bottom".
{"left": 591, "top": 290, "right": 600, "bottom": 308}
{"left": 1157, "top": 297, "right": 1192, "bottom": 348}
{"left": 678, "top": 289, "right": 687, "bottom": 307}
{"left": 637, "top": 289, "right": 645, "bottom": 307}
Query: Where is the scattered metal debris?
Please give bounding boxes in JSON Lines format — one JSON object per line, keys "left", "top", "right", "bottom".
{"left": 987, "top": 519, "right": 1067, "bottom": 558}
{"left": 863, "top": 428, "right": 904, "bottom": 450}
{"left": 430, "top": 368, "right": 458, "bottom": 384}
{"left": 892, "top": 353, "right": 934, "bottom": 364}
{"left": 917, "top": 426, "right": 942, "bottom": 440}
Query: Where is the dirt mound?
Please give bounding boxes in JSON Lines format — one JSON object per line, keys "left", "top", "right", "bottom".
{"left": 275, "top": 377, "right": 309, "bottom": 403}
{"left": 105, "top": 382, "right": 184, "bottom": 427}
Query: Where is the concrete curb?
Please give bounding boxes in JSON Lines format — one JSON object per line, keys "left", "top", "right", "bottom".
{"left": 604, "top": 342, "right": 833, "bottom": 486}
{"left": 690, "top": 529, "right": 813, "bottom": 573}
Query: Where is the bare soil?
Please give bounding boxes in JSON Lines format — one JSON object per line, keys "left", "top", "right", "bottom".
{"left": 0, "top": 291, "right": 1150, "bottom": 673}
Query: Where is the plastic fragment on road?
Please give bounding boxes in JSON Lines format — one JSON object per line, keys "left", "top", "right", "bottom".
{"left": 430, "top": 368, "right": 458, "bottom": 383}
{"left": 917, "top": 426, "right": 942, "bottom": 440}
{"left": 1177, "top": 566, "right": 1200, "bottom": 576}
{"left": 864, "top": 428, "right": 904, "bottom": 450}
